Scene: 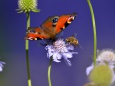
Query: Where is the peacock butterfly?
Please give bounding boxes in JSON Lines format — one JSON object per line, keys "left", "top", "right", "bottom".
{"left": 25, "top": 12, "right": 77, "bottom": 40}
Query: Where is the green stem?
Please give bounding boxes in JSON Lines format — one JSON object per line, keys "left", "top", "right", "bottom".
{"left": 87, "top": 0, "right": 97, "bottom": 66}
{"left": 48, "top": 56, "right": 53, "bottom": 86}
{"left": 26, "top": 12, "right": 32, "bottom": 86}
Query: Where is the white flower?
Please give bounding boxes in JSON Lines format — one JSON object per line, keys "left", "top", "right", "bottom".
{"left": 96, "top": 49, "right": 115, "bottom": 65}
{"left": 86, "top": 63, "right": 94, "bottom": 75}
{"left": 86, "top": 49, "right": 115, "bottom": 75}
{"left": 86, "top": 49, "right": 115, "bottom": 85}
{"left": 0, "top": 61, "right": 5, "bottom": 72}
{"left": 45, "top": 39, "right": 78, "bottom": 66}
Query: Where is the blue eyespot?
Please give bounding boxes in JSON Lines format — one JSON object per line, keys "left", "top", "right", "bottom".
{"left": 52, "top": 18, "right": 58, "bottom": 23}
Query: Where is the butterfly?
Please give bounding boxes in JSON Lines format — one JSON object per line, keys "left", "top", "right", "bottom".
{"left": 25, "top": 12, "right": 77, "bottom": 40}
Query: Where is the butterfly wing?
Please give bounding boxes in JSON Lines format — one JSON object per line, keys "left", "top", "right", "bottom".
{"left": 25, "top": 16, "right": 59, "bottom": 40}
{"left": 25, "top": 27, "right": 50, "bottom": 40}
{"left": 25, "top": 12, "right": 77, "bottom": 40}
{"left": 40, "top": 12, "right": 77, "bottom": 38}
{"left": 41, "top": 16, "right": 59, "bottom": 29}
{"left": 55, "top": 12, "right": 77, "bottom": 34}
{"left": 40, "top": 16, "right": 60, "bottom": 39}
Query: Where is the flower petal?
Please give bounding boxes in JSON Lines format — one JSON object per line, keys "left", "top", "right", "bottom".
{"left": 64, "top": 59, "right": 72, "bottom": 66}
{"left": 62, "top": 52, "right": 78, "bottom": 58}
{"left": 56, "top": 53, "right": 62, "bottom": 59}
{"left": 86, "top": 65, "right": 94, "bottom": 75}
{"left": 0, "top": 67, "right": 3, "bottom": 72}
{"left": 112, "top": 73, "right": 115, "bottom": 83}
{"left": 63, "top": 56, "right": 72, "bottom": 66}
{"left": 52, "top": 53, "right": 62, "bottom": 63}
{"left": 62, "top": 52, "right": 72, "bottom": 58}
{"left": 108, "top": 65, "right": 115, "bottom": 83}
{"left": 46, "top": 45, "right": 55, "bottom": 58}
{"left": 53, "top": 59, "right": 61, "bottom": 63}
{"left": 0, "top": 61, "right": 5, "bottom": 72}
{"left": 66, "top": 44, "right": 74, "bottom": 50}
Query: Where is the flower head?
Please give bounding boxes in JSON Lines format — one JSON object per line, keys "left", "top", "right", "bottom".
{"left": 17, "top": 0, "right": 40, "bottom": 13}
{"left": 96, "top": 49, "right": 115, "bottom": 65}
{"left": 86, "top": 49, "right": 115, "bottom": 75}
{"left": 45, "top": 39, "right": 78, "bottom": 66}
{"left": 86, "top": 49, "right": 115, "bottom": 86}
{"left": 0, "top": 61, "right": 5, "bottom": 72}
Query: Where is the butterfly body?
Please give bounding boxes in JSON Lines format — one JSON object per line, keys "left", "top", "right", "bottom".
{"left": 25, "top": 12, "right": 77, "bottom": 40}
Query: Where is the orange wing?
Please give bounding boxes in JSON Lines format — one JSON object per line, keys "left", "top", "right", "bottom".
{"left": 55, "top": 12, "right": 77, "bottom": 34}
{"left": 25, "top": 12, "right": 77, "bottom": 40}
{"left": 25, "top": 27, "right": 49, "bottom": 40}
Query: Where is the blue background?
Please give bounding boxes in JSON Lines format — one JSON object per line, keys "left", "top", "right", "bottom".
{"left": 0, "top": 0, "right": 115, "bottom": 86}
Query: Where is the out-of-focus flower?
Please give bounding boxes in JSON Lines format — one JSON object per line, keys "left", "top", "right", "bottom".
{"left": 96, "top": 49, "right": 115, "bottom": 65}
{"left": 45, "top": 39, "right": 78, "bottom": 66}
{"left": 0, "top": 61, "right": 5, "bottom": 72}
{"left": 89, "top": 63, "right": 115, "bottom": 86}
{"left": 17, "top": 0, "right": 40, "bottom": 13}
{"left": 84, "top": 82, "right": 98, "bottom": 86}
{"left": 86, "top": 49, "right": 115, "bottom": 86}
{"left": 86, "top": 49, "right": 115, "bottom": 75}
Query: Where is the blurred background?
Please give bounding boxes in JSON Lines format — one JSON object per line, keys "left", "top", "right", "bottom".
{"left": 0, "top": 0, "right": 115, "bottom": 86}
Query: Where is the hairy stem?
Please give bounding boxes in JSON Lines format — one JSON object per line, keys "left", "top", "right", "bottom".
{"left": 48, "top": 56, "right": 53, "bottom": 86}
{"left": 26, "top": 12, "right": 32, "bottom": 86}
{"left": 87, "top": 0, "right": 97, "bottom": 66}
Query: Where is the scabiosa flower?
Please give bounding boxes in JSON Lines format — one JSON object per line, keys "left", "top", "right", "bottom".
{"left": 96, "top": 49, "right": 115, "bottom": 65}
{"left": 17, "top": 0, "right": 40, "bottom": 13}
{"left": 45, "top": 39, "right": 78, "bottom": 66}
{"left": 86, "top": 49, "right": 115, "bottom": 75}
{"left": 86, "top": 49, "right": 115, "bottom": 86}
{"left": 0, "top": 61, "right": 5, "bottom": 72}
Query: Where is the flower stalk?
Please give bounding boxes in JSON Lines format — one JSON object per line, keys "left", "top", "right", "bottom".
{"left": 87, "top": 0, "right": 97, "bottom": 66}
{"left": 26, "top": 12, "right": 32, "bottom": 86}
{"left": 17, "top": 0, "right": 40, "bottom": 85}
{"left": 48, "top": 56, "right": 53, "bottom": 86}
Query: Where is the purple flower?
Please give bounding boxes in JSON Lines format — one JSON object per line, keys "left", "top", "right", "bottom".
{"left": 45, "top": 39, "right": 78, "bottom": 66}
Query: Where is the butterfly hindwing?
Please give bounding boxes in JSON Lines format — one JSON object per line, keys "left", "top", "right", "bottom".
{"left": 26, "top": 27, "right": 49, "bottom": 40}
